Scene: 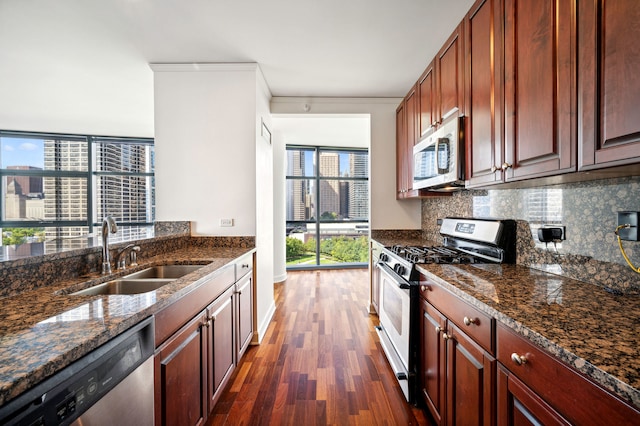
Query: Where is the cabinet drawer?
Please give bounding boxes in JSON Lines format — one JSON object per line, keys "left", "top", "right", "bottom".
{"left": 419, "top": 273, "right": 494, "bottom": 354}
{"left": 235, "top": 252, "right": 253, "bottom": 281}
{"left": 496, "top": 323, "right": 640, "bottom": 424}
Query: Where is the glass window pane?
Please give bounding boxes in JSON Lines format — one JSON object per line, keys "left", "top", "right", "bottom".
{"left": 286, "top": 178, "right": 315, "bottom": 221}
{"left": 286, "top": 226, "right": 317, "bottom": 266}
{"left": 318, "top": 150, "right": 368, "bottom": 178}
{"left": 94, "top": 141, "right": 154, "bottom": 173}
{"left": 319, "top": 223, "right": 369, "bottom": 264}
{"left": 1, "top": 135, "right": 88, "bottom": 171}
{"left": 3, "top": 175, "right": 87, "bottom": 221}
{"left": 317, "top": 179, "right": 368, "bottom": 220}
{"left": 286, "top": 148, "right": 315, "bottom": 177}
{"left": 96, "top": 175, "right": 153, "bottom": 222}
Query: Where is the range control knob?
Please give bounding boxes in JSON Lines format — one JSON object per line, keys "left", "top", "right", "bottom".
{"left": 379, "top": 253, "right": 388, "bottom": 262}
{"left": 394, "top": 264, "right": 405, "bottom": 276}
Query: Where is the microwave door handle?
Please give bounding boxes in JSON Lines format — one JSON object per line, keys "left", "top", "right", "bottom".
{"left": 436, "top": 137, "right": 450, "bottom": 174}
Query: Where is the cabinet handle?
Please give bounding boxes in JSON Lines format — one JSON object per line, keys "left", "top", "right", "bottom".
{"left": 442, "top": 333, "right": 451, "bottom": 341}
{"left": 235, "top": 290, "right": 242, "bottom": 295}
{"left": 421, "top": 285, "right": 430, "bottom": 292}
{"left": 463, "top": 316, "right": 477, "bottom": 326}
{"left": 490, "top": 165, "right": 499, "bottom": 173}
{"left": 435, "top": 325, "right": 442, "bottom": 334}
{"left": 241, "top": 264, "right": 249, "bottom": 269}
{"left": 432, "top": 121, "right": 437, "bottom": 127}
{"left": 511, "top": 353, "right": 528, "bottom": 366}
{"left": 204, "top": 318, "right": 212, "bottom": 327}
{"left": 501, "top": 162, "right": 512, "bottom": 171}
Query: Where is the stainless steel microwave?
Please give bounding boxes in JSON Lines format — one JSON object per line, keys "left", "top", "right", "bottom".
{"left": 412, "top": 113, "right": 464, "bottom": 191}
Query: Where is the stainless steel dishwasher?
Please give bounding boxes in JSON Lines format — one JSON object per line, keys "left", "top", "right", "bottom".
{"left": 0, "top": 317, "right": 154, "bottom": 425}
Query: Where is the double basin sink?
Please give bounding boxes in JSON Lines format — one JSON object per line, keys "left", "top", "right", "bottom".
{"left": 70, "top": 264, "right": 203, "bottom": 296}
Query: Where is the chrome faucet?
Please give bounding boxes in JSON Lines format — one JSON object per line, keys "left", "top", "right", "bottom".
{"left": 116, "top": 244, "right": 140, "bottom": 270}
{"left": 101, "top": 216, "right": 118, "bottom": 274}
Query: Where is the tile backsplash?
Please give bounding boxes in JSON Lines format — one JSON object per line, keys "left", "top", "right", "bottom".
{"left": 421, "top": 176, "right": 640, "bottom": 293}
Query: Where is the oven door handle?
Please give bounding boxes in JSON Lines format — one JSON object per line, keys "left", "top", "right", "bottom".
{"left": 376, "top": 261, "right": 411, "bottom": 289}
{"left": 375, "top": 325, "right": 409, "bottom": 381}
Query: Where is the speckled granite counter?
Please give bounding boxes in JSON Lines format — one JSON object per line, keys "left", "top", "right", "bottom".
{"left": 0, "top": 244, "right": 255, "bottom": 407}
{"left": 415, "top": 262, "right": 640, "bottom": 410}
{"left": 370, "top": 232, "right": 640, "bottom": 410}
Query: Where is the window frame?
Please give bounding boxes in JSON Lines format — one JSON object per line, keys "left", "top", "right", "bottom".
{"left": 286, "top": 145, "right": 369, "bottom": 269}
{"left": 0, "top": 129, "right": 154, "bottom": 236}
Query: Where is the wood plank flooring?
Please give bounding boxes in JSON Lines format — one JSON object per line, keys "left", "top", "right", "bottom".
{"left": 207, "top": 269, "right": 433, "bottom": 426}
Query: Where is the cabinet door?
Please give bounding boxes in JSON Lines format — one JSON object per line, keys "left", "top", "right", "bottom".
{"left": 497, "top": 364, "right": 569, "bottom": 426}
{"left": 419, "top": 62, "right": 436, "bottom": 137}
{"left": 465, "top": 0, "right": 504, "bottom": 187}
{"left": 435, "top": 23, "right": 465, "bottom": 124}
{"left": 235, "top": 273, "right": 253, "bottom": 360}
{"left": 206, "top": 286, "right": 235, "bottom": 410}
{"left": 396, "top": 101, "right": 407, "bottom": 199}
{"left": 404, "top": 87, "right": 418, "bottom": 195}
{"left": 155, "top": 313, "right": 207, "bottom": 426}
{"left": 447, "top": 323, "right": 496, "bottom": 426}
{"left": 503, "top": 0, "right": 575, "bottom": 180}
{"left": 420, "top": 299, "right": 447, "bottom": 425}
{"left": 579, "top": 0, "right": 640, "bottom": 169}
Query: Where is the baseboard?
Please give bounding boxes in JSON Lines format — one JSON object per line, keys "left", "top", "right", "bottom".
{"left": 253, "top": 299, "right": 276, "bottom": 344}
{"left": 273, "top": 272, "right": 287, "bottom": 283}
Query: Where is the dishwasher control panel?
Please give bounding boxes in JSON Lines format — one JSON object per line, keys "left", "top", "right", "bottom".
{"left": 0, "top": 317, "right": 154, "bottom": 426}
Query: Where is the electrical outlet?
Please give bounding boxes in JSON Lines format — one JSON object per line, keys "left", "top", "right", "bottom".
{"left": 538, "top": 225, "right": 566, "bottom": 243}
{"left": 220, "top": 218, "right": 234, "bottom": 227}
{"left": 617, "top": 211, "right": 639, "bottom": 241}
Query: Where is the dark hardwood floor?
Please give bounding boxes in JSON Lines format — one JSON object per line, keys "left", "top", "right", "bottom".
{"left": 207, "top": 269, "right": 433, "bottom": 425}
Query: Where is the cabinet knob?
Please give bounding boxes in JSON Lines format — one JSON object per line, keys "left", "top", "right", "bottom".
{"left": 511, "top": 353, "right": 528, "bottom": 366}
{"left": 463, "top": 316, "right": 477, "bottom": 326}
{"left": 242, "top": 264, "right": 249, "bottom": 269}
{"left": 501, "top": 162, "right": 513, "bottom": 171}
{"left": 442, "top": 333, "right": 451, "bottom": 341}
{"left": 490, "top": 165, "right": 499, "bottom": 173}
{"left": 421, "top": 285, "right": 430, "bottom": 292}
{"left": 435, "top": 325, "right": 442, "bottom": 334}
{"left": 204, "top": 318, "right": 212, "bottom": 327}
{"left": 432, "top": 121, "right": 437, "bottom": 127}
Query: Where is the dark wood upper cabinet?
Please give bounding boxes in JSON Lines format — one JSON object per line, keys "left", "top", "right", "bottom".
{"left": 503, "top": 0, "right": 576, "bottom": 181}
{"left": 418, "top": 63, "right": 435, "bottom": 138}
{"left": 436, "top": 24, "right": 465, "bottom": 124}
{"left": 418, "top": 24, "right": 465, "bottom": 139}
{"left": 465, "top": 0, "right": 504, "bottom": 187}
{"left": 578, "top": 0, "right": 640, "bottom": 169}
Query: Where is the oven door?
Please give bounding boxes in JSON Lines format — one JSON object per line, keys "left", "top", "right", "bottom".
{"left": 375, "top": 262, "right": 411, "bottom": 400}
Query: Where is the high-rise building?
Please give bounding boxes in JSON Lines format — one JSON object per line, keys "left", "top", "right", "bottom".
{"left": 319, "top": 152, "right": 339, "bottom": 218}
{"left": 349, "top": 153, "right": 368, "bottom": 219}
{"left": 286, "top": 150, "right": 308, "bottom": 221}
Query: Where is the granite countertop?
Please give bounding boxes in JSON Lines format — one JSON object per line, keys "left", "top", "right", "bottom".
{"left": 370, "top": 234, "right": 639, "bottom": 410}
{"left": 415, "top": 262, "right": 640, "bottom": 410}
{"left": 0, "top": 245, "right": 254, "bottom": 406}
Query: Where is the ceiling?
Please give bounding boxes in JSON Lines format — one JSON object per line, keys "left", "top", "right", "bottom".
{"left": 0, "top": 0, "right": 474, "bottom": 136}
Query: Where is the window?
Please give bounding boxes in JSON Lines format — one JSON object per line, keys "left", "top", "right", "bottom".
{"left": 286, "top": 146, "right": 369, "bottom": 268}
{"left": 0, "top": 130, "right": 154, "bottom": 249}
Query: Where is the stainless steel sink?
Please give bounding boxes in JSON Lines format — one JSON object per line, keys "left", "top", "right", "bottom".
{"left": 69, "top": 264, "right": 203, "bottom": 296}
{"left": 123, "top": 264, "right": 203, "bottom": 279}
{"left": 71, "top": 278, "right": 175, "bottom": 296}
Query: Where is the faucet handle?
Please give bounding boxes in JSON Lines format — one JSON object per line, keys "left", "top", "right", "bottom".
{"left": 130, "top": 246, "right": 140, "bottom": 267}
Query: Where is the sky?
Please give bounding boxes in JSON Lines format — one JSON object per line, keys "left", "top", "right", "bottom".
{"left": 0, "top": 137, "right": 45, "bottom": 169}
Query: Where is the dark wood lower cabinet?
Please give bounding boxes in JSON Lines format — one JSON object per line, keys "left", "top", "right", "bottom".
{"left": 155, "top": 313, "right": 207, "bottom": 426}
{"left": 235, "top": 273, "right": 253, "bottom": 360}
{"left": 420, "top": 300, "right": 447, "bottom": 424}
{"left": 497, "top": 364, "right": 569, "bottom": 426}
{"left": 206, "top": 286, "right": 235, "bottom": 409}
{"left": 420, "top": 298, "right": 495, "bottom": 425}
{"left": 154, "top": 256, "right": 255, "bottom": 425}
{"left": 448, "top": 323, "right": 496, "bottom": 426}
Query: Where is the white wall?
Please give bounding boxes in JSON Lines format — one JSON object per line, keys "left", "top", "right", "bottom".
{"left": 152, "top": 64, "right": 257, "bottom": 236}
{"left": 271, "top": 97, "right": 422, "bottom": 230}
{"left": 254, "top": 71, "right": 276, "bottom": 341}
{"left": 153, "top": 63, "right": 275, "bottom": 343}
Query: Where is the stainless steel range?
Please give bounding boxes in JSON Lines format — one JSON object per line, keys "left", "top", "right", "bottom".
{"left": 374, "top": 217, "right": 516, "bottom": 403}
